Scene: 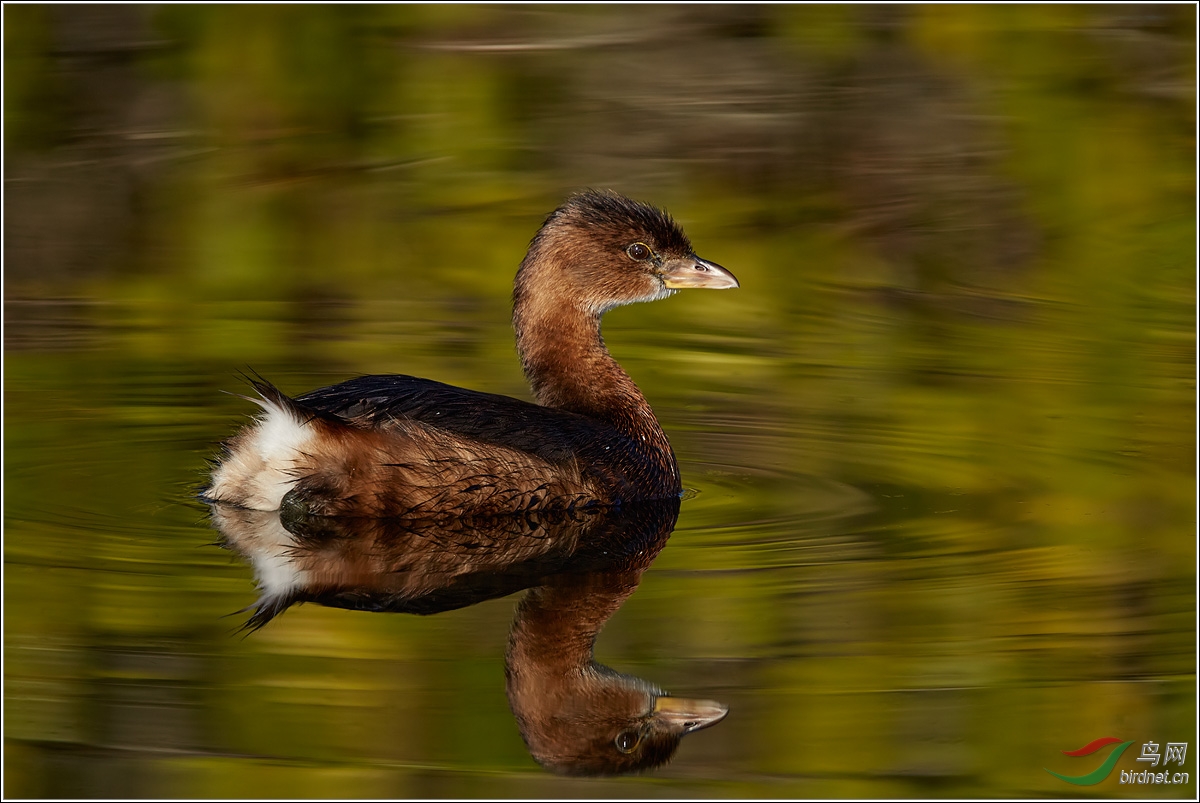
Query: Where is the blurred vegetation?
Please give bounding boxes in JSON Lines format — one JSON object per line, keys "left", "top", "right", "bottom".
{"left": 4, "top": 4, "right": 1195, "bottom": 798}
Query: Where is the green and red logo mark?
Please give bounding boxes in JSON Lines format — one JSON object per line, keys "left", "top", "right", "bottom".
{"left": 1045, "top": 737, "right": 1134, "bottom": 786}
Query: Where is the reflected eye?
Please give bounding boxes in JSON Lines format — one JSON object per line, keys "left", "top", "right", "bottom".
{"left": 614, "top": 728, "right": 642, "bottom": 754}
{"left": 626, "top": 242, "right": 652, "bottom": 261}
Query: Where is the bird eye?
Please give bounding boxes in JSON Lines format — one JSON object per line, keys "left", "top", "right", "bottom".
{"left": 626, "top": 242, "right": 652, "bottom": 261}
{"left": 614, "top": 728, "right": 642, "bottom": 754}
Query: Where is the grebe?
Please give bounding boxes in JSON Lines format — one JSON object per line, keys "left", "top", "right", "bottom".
{"left": 204, "top": 190, "right": 738, "bottom": 518}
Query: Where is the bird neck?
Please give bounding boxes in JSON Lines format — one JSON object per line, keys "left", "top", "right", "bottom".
{"left": 505, "top": 570, "right": 642, "bottom": 680}
{"left": 513, "top": 273, "right": 668, "bottom": 450}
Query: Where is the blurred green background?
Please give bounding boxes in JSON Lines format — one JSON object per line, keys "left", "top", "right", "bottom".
{"left": 4, "top": 4, "right": 1195, "bottom": 798}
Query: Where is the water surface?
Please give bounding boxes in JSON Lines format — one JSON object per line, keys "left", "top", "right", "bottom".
{"left": 5, "top": 4, "right": 1195, "bottom": 798}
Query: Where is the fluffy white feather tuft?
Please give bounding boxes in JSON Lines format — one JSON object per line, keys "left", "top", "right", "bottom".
{"left": 207, "top": 399, "right": 314, "bottom": 510}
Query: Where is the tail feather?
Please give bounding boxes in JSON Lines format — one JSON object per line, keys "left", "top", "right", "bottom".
{"left": 243, "top": 376, "right": 357, "bottom": 430}
{"left": 205, "top": 376, "right": 334, "bottom": 511}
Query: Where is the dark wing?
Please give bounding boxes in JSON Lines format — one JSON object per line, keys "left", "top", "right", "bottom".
{"left": 295, "top": 374, "right": 607, "bottom": 465}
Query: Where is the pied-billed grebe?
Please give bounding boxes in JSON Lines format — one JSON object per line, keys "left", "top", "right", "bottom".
{"left": 204, "top": 190, "right": 738, "bottom": 517}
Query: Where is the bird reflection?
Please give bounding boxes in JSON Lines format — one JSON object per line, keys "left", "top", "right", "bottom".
{"left": 208, "top": 498, "right": 727, "bottom": 775}
{"left": 507, "top": 565, "right": 727, "bottom": 775}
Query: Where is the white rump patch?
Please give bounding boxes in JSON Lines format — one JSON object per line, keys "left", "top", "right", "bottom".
{"left": 208, "top": 400, "right": 315, "bottom": 511}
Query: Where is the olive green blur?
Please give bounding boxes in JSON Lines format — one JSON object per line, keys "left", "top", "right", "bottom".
{"left": 4, "top": 4, "right": 1194, "bottom": 798}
